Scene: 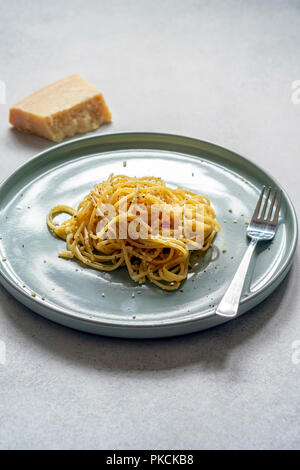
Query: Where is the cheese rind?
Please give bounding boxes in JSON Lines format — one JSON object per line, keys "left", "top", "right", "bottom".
{"left": 9, "top": 74, "right": 112, "bottom": 142}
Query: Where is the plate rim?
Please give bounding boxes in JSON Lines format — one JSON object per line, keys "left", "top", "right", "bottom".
{"left": 0, "top": 131, "right": 298, "bottom": 333}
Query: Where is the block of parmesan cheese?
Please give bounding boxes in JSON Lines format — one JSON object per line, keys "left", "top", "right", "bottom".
{"left": 9, "top": 74, "right": 112, "bottom": 142}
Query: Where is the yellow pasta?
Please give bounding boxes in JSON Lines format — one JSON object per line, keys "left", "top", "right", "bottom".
{"left": 47, "top": 175, "right": 221, "bottom": 290}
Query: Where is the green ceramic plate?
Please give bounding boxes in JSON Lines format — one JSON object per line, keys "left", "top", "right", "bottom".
{"left": 0, "top": 133, "right": 297, "bottom": 338}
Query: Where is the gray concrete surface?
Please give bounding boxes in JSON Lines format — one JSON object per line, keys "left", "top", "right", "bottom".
{"left": 0, "top": 0, "right": 299, "bottom": 450}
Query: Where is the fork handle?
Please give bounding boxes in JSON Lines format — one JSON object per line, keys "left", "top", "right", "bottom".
{"left": 215, "top": 238, "right": 258, "bottom": 318}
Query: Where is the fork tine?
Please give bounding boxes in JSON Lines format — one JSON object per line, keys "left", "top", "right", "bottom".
{"left": 252, "top": 186, "right": 265, "bottom": 219}
{"left": 261, "top": 186, "right": 271, "bottom": 220}
{"left": 272, "top": 190, "right": 282, "bottom": 224}
{"left": 267, "top": 188, "right": 277, "bottom": 221}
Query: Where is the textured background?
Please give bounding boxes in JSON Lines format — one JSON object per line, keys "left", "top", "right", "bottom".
{"left": 0, "top": 0, "right": 299, "bottom": 449}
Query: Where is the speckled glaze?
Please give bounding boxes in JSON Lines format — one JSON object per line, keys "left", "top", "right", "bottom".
{"left": 0, "top": 133, "right": 297, "bottom": 338}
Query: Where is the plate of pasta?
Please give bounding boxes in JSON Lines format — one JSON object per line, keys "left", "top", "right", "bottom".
{"left": 0, "top": 133, "right": 297, "bottom": 337}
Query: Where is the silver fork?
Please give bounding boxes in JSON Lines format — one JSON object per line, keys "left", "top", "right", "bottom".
{"left": 215, "top": 186, "right": 282, "bottom": 318}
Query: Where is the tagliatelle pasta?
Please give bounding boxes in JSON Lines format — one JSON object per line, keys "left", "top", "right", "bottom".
{"left": 47, "top": 175, "right": 221, "bottom": 290}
